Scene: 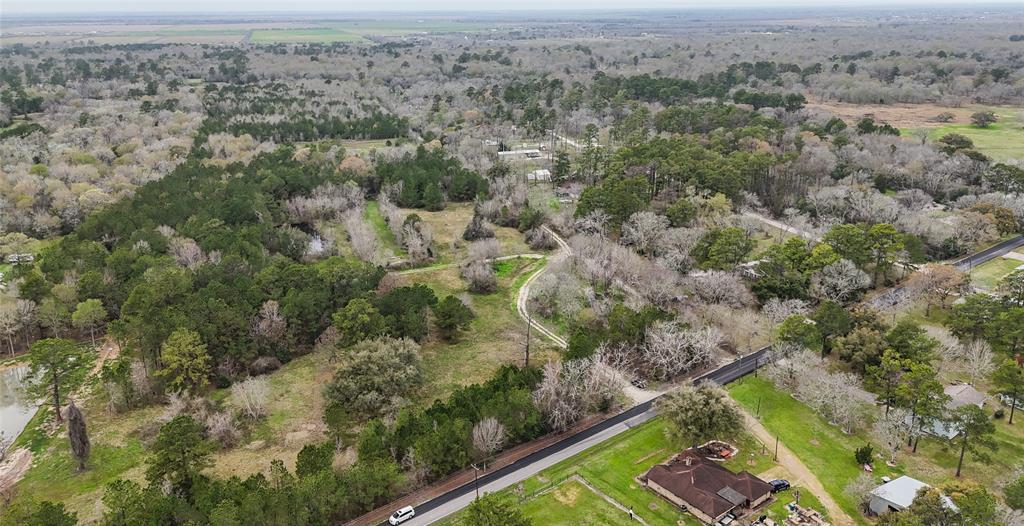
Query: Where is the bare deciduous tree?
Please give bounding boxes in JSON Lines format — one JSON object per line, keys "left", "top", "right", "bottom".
{"left": 905, "top": 263, "right": 969, "bottom": 315}
{"left": 811, "top": 259, "right": 872, "bottom": 303}
{"left": 342, "top": 209, "right": 387, "bottom": 265}
{"left": 250, "top": 300, "right": 287, "bottom": 342}
{"left": 533, "top": 357, "right": 622, "bottom": 432}
{"left": 462, "top": 259, "right": 497, "bottom": 293}
{"left": 472, "top": 417, "right": 507, "bottom": 460}
{"left": 873, "top": 407, "right": 912, "bottom": 465}
{"left": 622, "top": 211, "right": 668, "bottom": 256}
{"left": 641, "top": 321, "right": 719, "bottom": 380}
{"left": 0, "top": 305, "right": 19, "bottom": 356}
{"left": 232, "top": 376, "right": 270, "bottom": 420}
{"left": 686, "top": 271, "right": 755, "bottom": 307}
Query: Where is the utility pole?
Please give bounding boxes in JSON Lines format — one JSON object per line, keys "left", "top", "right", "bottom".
{"left": 525, "top": 312, "right": 532, "bottom": 368}
{"left": 471, "top": 463, "right": 481, "bottom": 499}
{"left": 774, "top": 436, "right": 779, "bottom": 462}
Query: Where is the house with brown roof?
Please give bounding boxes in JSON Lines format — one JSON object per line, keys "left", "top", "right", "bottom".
{"left": 641, "top": 449, "right": 773, "bottom": 524}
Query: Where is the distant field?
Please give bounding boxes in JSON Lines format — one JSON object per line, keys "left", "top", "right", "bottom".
{"left": 328, "top": 20, "right": 496, "bottom": 36}
{"left": 915, "top": 115, "right": 1024, "bottom": 161}
{"left": 1, "top": 19, "right": 498, "bottom": 45}
{"left": 249, "top": 28, "right": 367, "bottom": 43}
{"left": 810, "top": 101, "right": 1023, "bottom": 161}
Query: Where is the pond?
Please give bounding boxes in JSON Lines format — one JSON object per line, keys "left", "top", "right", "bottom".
{"left": 0, "top": 365, "right": 37, "bottom": 442}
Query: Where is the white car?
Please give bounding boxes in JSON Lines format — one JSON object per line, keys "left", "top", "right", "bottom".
{"left": 389, "top": 505, "right": 415, "bottom": 525}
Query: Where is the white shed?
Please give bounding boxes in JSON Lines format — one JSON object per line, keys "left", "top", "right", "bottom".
{"left": 868, "top": 476, "right": 957, "bottom": 516}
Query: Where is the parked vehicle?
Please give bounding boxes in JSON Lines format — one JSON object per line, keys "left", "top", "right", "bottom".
{"left": 388, "top": 506, "right": 415, "bottom": 525}
{"left": 769, "top": 479, "right": 791, "bottom": 493}
{"left": 714, "top": 514, "right": 736, "bottom": 526}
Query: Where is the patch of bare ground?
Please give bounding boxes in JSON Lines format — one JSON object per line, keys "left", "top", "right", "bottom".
{"left": 806, "top": 101, "right": 991, "bottom": 128}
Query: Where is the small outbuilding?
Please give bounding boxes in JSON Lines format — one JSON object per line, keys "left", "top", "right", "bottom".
{"left": 868, "top": 475, "right": 957, "bottom": 516}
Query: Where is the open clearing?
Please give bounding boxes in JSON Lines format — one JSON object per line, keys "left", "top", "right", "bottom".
{"left": 519, "top": 479, "right": 638, "bottom": 526}
{"left": 394, "top": 257, "right": 560, "bottom": 401}
{"left": 810, "top": 101, "right": 1023, "bottom": 160}
{"left": 915, "top": 116, "right": 1024, "bottom": 161}
{"left": 399, "top": 202, "right": 537, "bottom": 265}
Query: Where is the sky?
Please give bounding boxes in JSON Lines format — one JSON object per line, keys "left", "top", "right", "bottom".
{"left": 5, "top": 0, "right": 1022, "bottom": 13}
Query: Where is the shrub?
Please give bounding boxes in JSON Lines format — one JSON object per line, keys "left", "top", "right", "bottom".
{"left": 855, "top": 444, "right": 874, "bottom": 465}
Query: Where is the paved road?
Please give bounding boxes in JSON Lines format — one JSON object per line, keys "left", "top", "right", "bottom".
{"left": 869, "top": 234, "right": 1024, "bottom": 309}
{"left": 953, "top": 235, "right": 1024, "bottom": 271}
{"left": 380, "top": 349, "right": 770, "bottom": 525}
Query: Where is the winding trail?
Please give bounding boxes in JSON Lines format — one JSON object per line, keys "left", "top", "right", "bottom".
{"left": 515, "top": 226, "right": 570, "bottom": 349}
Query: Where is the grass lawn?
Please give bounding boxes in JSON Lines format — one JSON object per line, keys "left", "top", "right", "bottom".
{"left": 903, "top": 406, "right": 1024, "bottom": 490}
{"left": 728, "top": 376, "right": 898, "bottom": 526}
{"left": 518, "top": 479, "right": 637, "bottom": 526}
{"left": 762, "top": 486, "right": 828, "bottom": 523}
{"left": 968, "top": 256, "right": 1022, "bottom": 290}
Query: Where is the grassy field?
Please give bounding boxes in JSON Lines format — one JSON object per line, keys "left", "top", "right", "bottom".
{"left": 2, "top": 19, "right": 498, "bottom": 45}
{"left": 902, "top": 107, "right": 1024, "bottom": 161}
{"left": 363, "top": 201, "right": 405, "bottom": 257}
{"left": 517, "top": 479, "right": 637, "bottom": 525}
{"left": 748, "top": 223, "right": 796, "bottom": 262}
{"left": 400, "top": 202, "right": 537, "bottom": 265}
{"left": 968, "top": 255, "right": 1022, "bottom": 290}
{"left": 394, "top": 257, "right": 560, "bottom": 402}
{"left": 728, "top": 377, "right": 897, "bottom": 526}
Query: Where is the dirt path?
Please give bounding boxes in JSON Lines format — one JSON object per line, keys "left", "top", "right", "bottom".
{"left": 741, "top": 210, "right": 821, "bottom": 242}
{"left": 741, "top": 409, "right": 854, "bottom": 526}
{"left": 0, "top": 448, "right": 33, "bottom": 498}
{"left": 88, "top": 338, "right": 121, "bottom": 377}
{"left": 515, "top": 226, "right": 570, "bottom": 349}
